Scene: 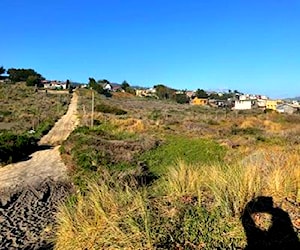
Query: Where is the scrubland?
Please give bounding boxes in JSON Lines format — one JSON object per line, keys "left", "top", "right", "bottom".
{"left": 0, "top": 83, "right": 71, "bottom": 164}
{"left": 56, "top": 89, "right": 299, "bottom": 249}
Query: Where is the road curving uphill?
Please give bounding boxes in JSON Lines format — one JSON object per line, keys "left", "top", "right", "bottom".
{"left": 0, "top": 92, "right": 79, "bottom": 249}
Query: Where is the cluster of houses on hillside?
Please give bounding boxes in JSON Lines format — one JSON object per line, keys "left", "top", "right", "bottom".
{"left": 41, "top": 80, "right": 299, "bottom": 114}
{"left": 229, "top": 94, "right": 300, "bottom": 114}
{"left": 191, "top": 94, "right": 299, "bottom": 114}
{"left": 134, "top": 87, "right": 300, "bottom": 114}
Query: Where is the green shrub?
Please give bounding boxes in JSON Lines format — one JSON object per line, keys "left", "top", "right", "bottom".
{"left": 231, "top": 126, "right": 262, "bottom": 136}
{"left": 148, "top": 109, "right": 162, "bottom": 120}
{"left": 153, "top": 204, "right": 243, "bottom": 249}
{"left": 34, "top": 120, "right": 53, "bottom": 138}
{"left": 0, "top": 131, "right": 38, "bottom": 164}
{"left": 95, "top": 103, "right": 127, "bottom": 115}
{"left": 138, "top": 136, "right": 226, "bottom": 175}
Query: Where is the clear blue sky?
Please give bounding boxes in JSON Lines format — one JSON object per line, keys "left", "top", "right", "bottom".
{"left": 1, "top": 0, "right": 300, "bottom": 98}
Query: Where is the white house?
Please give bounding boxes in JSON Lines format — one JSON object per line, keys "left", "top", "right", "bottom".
{"left": 103, "top": 83, "right": 113, "bottom": 91}
{"left": 277, "top": 103, "right": 299, "bottom": 114}
{"left": 43, "top": 80, "right": 67, "bottom": 90}
{"left": 233, "top": 100, "right": 252, "bottom": 110}
{"left": 257, "top": 99, "right": 267, "bottom": 109}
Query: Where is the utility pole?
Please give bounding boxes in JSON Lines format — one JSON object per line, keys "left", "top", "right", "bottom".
{"left": 91, "top": 87, "right": 94, "bottom": 127}
{"left": 57, "top": 94, "right": 59, "bottom": 114}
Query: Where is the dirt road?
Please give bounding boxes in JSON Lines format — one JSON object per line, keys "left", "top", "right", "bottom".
{"left": 0, "top": 92, "right": 78, "bottom": 192}
{"left": 0, "top": 92, "right": 79, "bottom": 249}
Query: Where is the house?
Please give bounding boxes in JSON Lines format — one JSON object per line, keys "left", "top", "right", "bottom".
{"left": 190, "top": 97, "right": 208, "bottom": 106}
{"left": 257, "top": 99, "right": 267, "bottom": 109}
{"left": 215, "top": 100, "right": 232, "bottom": 108}
{"left": 238, "top": 95, "right": 248, "bottom": 101}
{"left": 232, "top": 100, "right": 252, "bottom": 110}
{"left": 135, "top": 88, "right": 157, "bottom": 98}
{"left": 103, "top": 83, "right": 113, "bottom": 91}
{"left": 80, "top": 84, "right": 88, "bottom": 88}
{"left": 185, "top": 91, "right": 195, "bottom": 98}
{"left": 55, "top": 81, "right": 67, "bottom": 89}
{"left": 42, "top": 80, "right": 51, "bottom": 88}
{"left": 42, "top": 80, "right": 67, "bottom": 90}
{"left": 266, "top": 100, "right": 281, "bottom": 111}
{"left": 276, "top": 103, "right": 300, "bottom": 114}
{"left": 112, "top": 84, "right": 123, "bottom": 92}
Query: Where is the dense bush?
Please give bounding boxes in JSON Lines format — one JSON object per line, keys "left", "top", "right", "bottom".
{"left": 0, "top": 131, "right": 38, "bottom": 164}
{"left": 95, "top": 103, "right": 127, "bottom": 115}
{"left": 61, "top": 125, "right": 157, "bottom": 174}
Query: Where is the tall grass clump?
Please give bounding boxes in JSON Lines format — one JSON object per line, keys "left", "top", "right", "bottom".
{"left": 159, "top": 160, "right": 263, "bottom": 217}
{"left": 160, "top": 161, "right": 204, "bottom": 199}
{"left": 55, "top": 168, "right": 245, "bottom": 249}
{"left": 55, "top": 173, "right": 153, "bottom": 250}
{"left": 249, "top": 149, "right": 300, "bottom": 202}
{"left": 203, "top": 163, "right": 262, "bottom": 216}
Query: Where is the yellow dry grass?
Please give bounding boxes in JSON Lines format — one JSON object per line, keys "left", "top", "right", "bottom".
{"left": 239, "top": 116, "right": 283, "bottom": 132}
{"left": 111, "top": 118, "right": 147, "bottom": 133}
{"left": 55, "top": 145, "right": 300, "bottom": 249}
{"left": 263, "top": 120, "right": 282, "bottom": 132}
{"left": 55, "top": 181, "right": 153, "bottom": 250}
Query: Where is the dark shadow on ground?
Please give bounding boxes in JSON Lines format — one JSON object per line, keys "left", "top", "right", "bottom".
{"left": 4, "top": 145, "right": 53, "bottom": 164}
{"left": 241, "top": 196, "right": 300, "bottom": 250}
{"left": 36, "top": 144, "right": 53, "bottom": 151}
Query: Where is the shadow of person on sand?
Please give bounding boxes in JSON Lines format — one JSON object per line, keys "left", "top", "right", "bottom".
{"left": 241, "top": 196, "right": 300, "bottom": 250}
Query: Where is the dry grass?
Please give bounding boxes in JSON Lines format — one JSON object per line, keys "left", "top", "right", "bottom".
{"left": 55, "top": 89, "right": 300, "bottom": 249}
{"left": 0, "top": 82, "right": 71, "bottom": 133}
{"left": 55, "top": 147, "right": 300, "bottom": 249}
{"left": 55, "top": 176, "right": 153, "bottom": 250}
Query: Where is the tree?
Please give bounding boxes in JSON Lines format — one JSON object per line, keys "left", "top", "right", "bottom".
{"left": 121, "top": 80, "right": 130, "bottom": 90}
{"left": 0, "top": 66, "right": 5, "bottom": 78}
{"left": 195, "top": 89, "right": 208, "bottom": 98}
{"left": 26, "top": 75, "right": 40, "bottom": 86}
{"left": 154, "top": 84, "right": 176, "bottom": 99}
{"left": 88, "top": 77, "right": 105, "bottom": 94}
{"left": 66, "top": 79, "right": 70, "bottom": 89}
{"left": 7, "top": 68, "right": 44, "bottom": 84}
{"left": 97, "top": 79, "right": 110, "bottom": 85}
{"left": 121, "top": 80, "right": 135, "bottom": 94}
{"left": 88, "top": 77, "right": 97, "bottom": 86}
{"left": 175, "top": 93, "right": 189, "bottom": 104}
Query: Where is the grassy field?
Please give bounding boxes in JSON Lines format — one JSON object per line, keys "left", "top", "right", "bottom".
{"left": 56, "top": 89, "right": 300, "bottom": 249}
{"left": 0, "top": 82, "right": 71, "bottom": 164}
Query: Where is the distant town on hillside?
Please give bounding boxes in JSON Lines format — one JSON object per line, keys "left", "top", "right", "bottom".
{"left": 0, "top": 66, "right": 299, "bottom": 114}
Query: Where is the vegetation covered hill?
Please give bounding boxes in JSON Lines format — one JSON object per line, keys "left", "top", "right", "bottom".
{"left": 55, "top": 89, "right": 300, "bottom": 249}
{"left": 0, "top": 83, "right": 71, "bottom": 164}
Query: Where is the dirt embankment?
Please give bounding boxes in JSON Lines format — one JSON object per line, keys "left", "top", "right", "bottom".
{"left": 0, "top": 92, "right": 79, "bottom": 249}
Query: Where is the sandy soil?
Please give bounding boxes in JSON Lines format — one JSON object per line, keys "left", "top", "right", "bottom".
{"left": 0, "top": 92, "right": 79, "bottom": 249}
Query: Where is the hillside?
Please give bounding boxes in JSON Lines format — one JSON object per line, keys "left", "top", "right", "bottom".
{"left": 55, "top": 89, "right": 300, "bottom": 249}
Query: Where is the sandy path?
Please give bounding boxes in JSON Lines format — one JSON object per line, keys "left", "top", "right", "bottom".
{"left": 40, "top": 91, "right": 79, "bottom": 146}
{"left": 0, "top": 92, "right": 78, "bottom": 192}
{"left": 0, "top": 92, "right": 79, "bottom": 249}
